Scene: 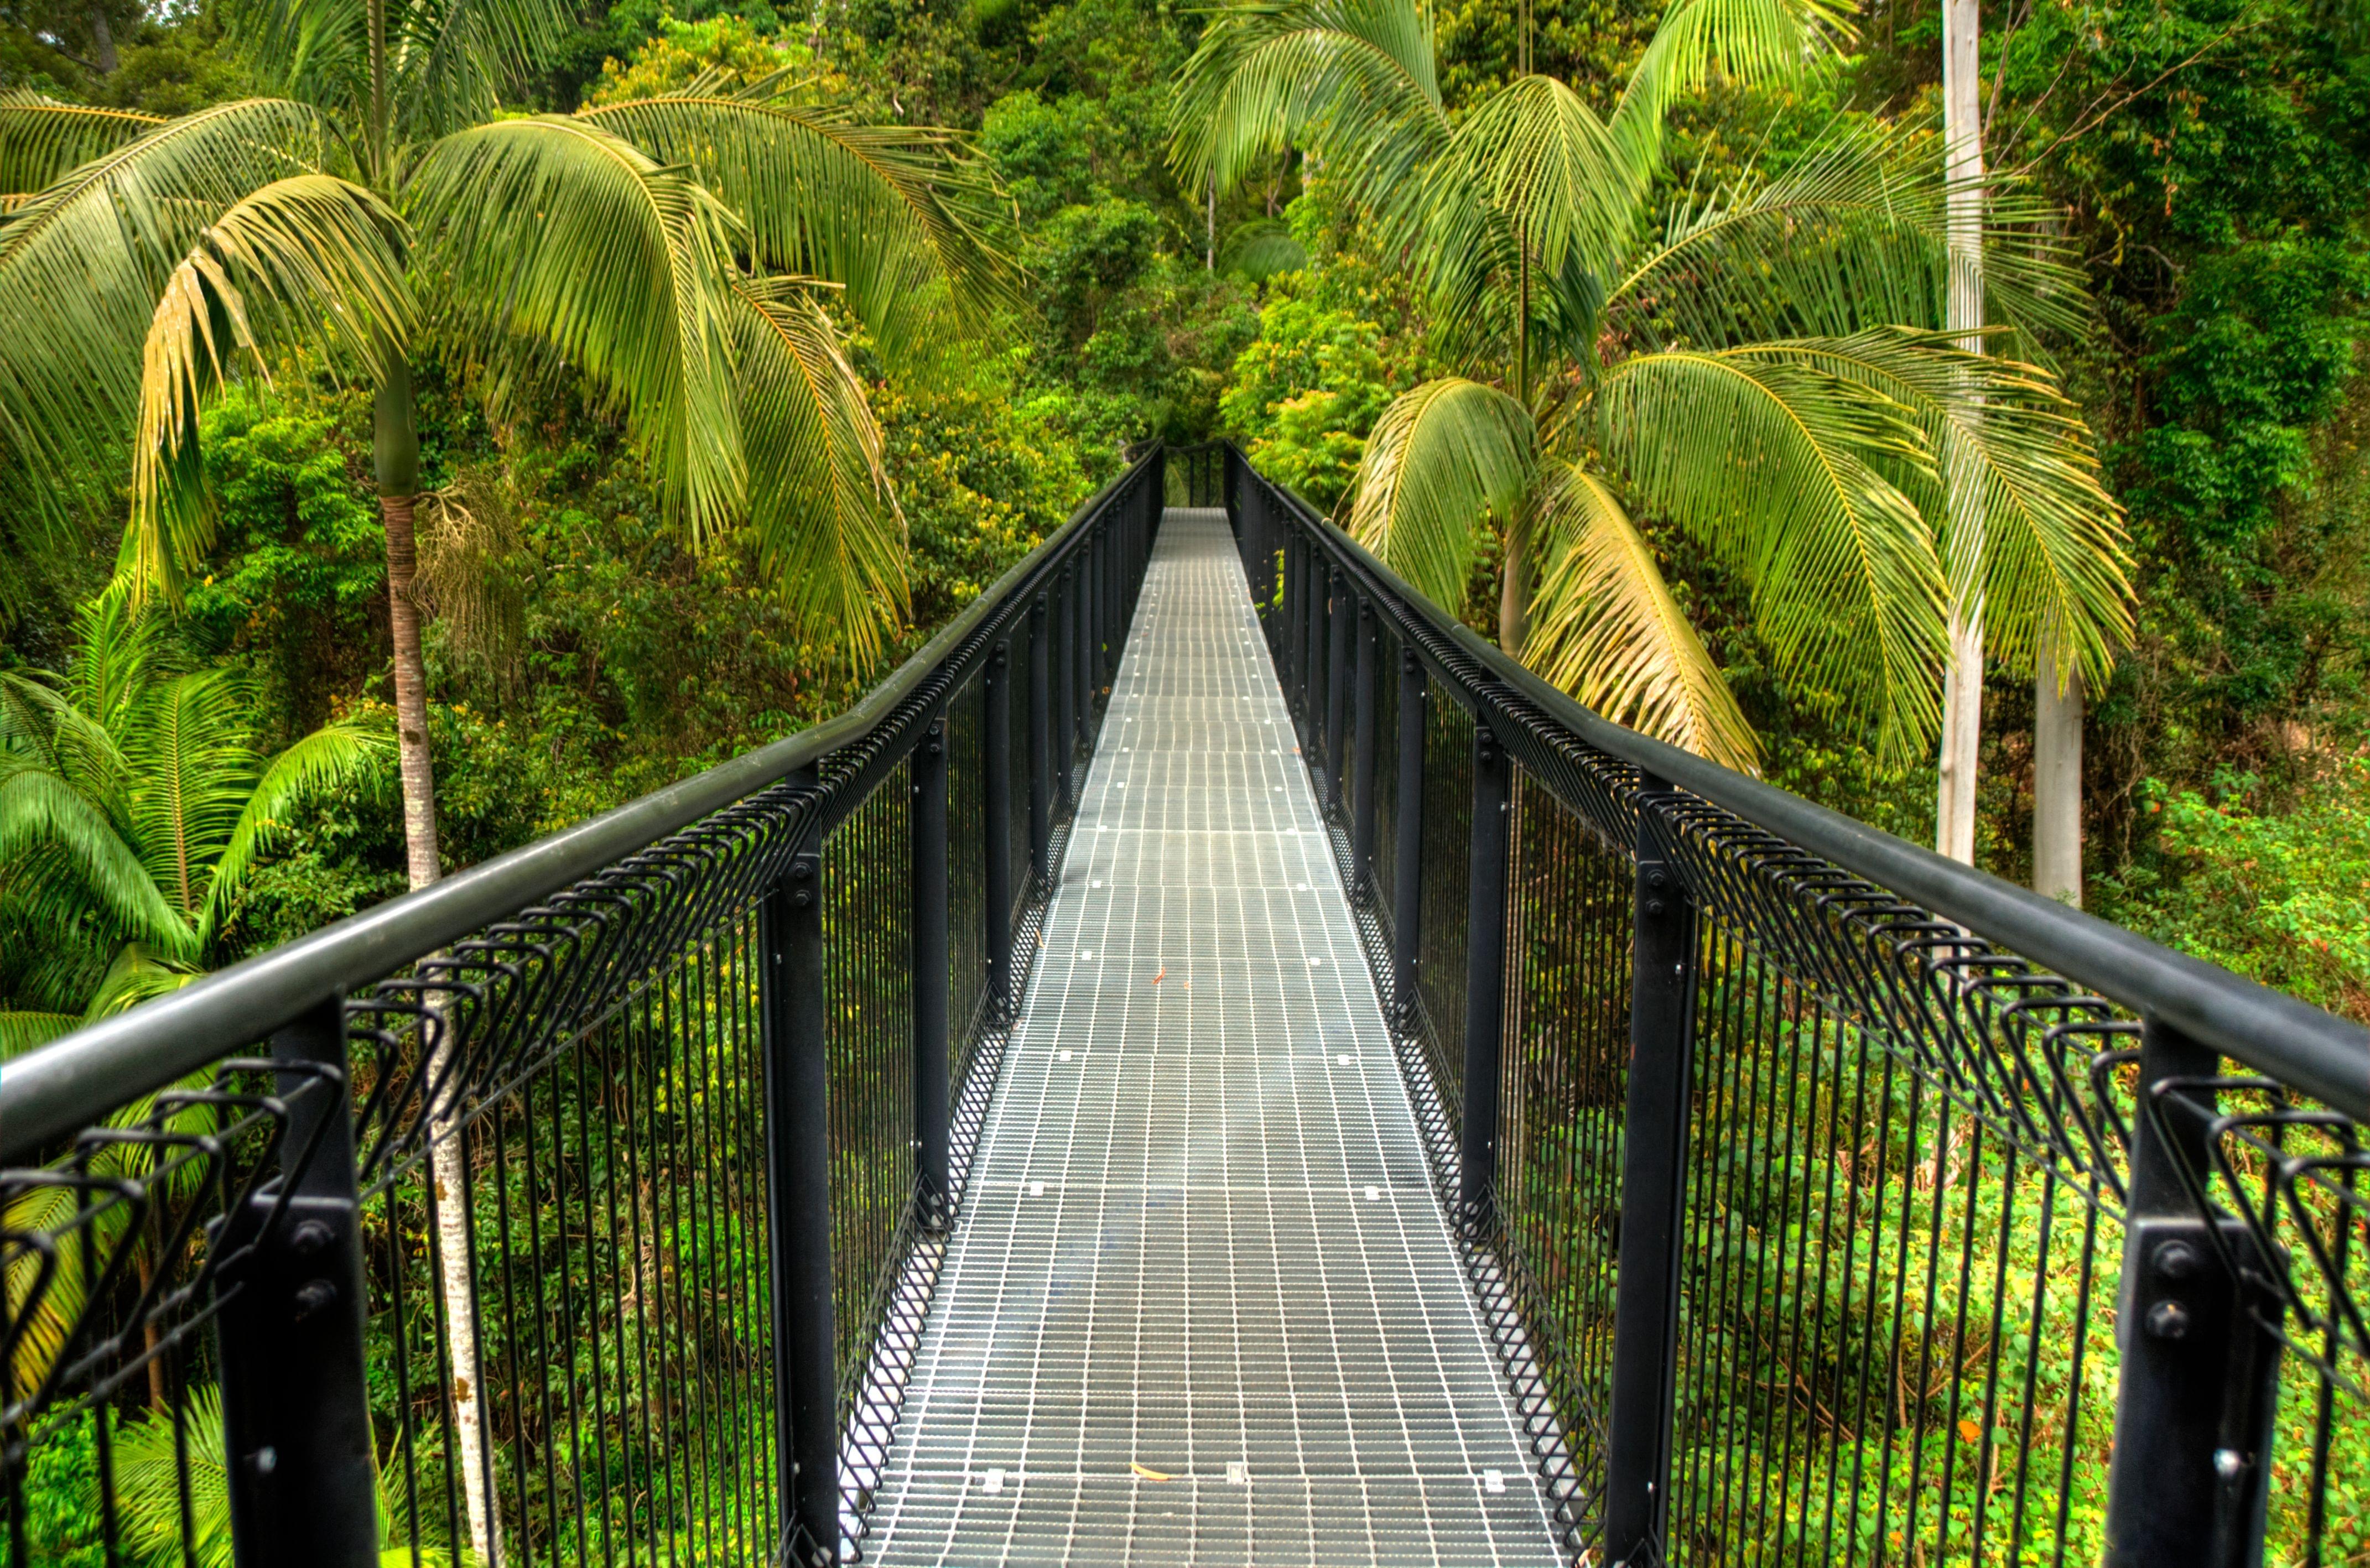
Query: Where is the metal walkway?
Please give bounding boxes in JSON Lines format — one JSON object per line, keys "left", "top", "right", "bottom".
{"left": 865, "top": 511, "right": 1562, "bottom": 1566}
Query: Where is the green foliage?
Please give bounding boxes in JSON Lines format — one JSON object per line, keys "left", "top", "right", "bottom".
{"left": 1218, "top": 292, "right": 1392, "bottom": 507}
{"left": 2098, "top": 758, "right": 2370, "bottom": 1016}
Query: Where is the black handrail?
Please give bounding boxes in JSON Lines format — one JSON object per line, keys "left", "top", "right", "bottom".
{"left": 0, "top": 451, "right": 1162, "bottom": 1164}
{"left": 0, "top": 446, "right": 1165, "bottom": 1568}
{"left": 1229, "top": 438, "right": 2368, "bottom": 1568}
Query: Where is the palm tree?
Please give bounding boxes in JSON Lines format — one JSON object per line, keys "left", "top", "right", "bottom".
{"left": 0, "top": 587, "right": 387, "bottom": 1424}
{"left": 1170, "top": 0, "right": 2131, "bottom": 771}
{"left": 0, "top": 586, "right": 391, "bottom": 1044}
{"left": 0, "top": 20, "right": 1008, "bottom": 1550}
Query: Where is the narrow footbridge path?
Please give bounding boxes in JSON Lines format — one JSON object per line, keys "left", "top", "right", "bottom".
{"left": 866, "top": 512, "right": 1562, "bottom": 1565}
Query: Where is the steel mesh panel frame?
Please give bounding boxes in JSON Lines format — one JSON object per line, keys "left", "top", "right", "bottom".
{"left": 949, "top": 674, "right": 990, "bottom": 1093}
{"left": 1414, "top": 682, "right": 1474, "bottom": 1129}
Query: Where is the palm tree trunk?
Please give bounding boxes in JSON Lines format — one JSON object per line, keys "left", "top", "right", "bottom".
{"left": 1498, "top": 523, "right": 1529, "bottom": 657}
{"left": 378, "top": 362, "right": 501, "bottom": 1568}
{"left": 2033, "top": 621, "right": 2083, "bottom": 905}
{"left": 1935, "top": 0, "right": 1985, "bottom": 865}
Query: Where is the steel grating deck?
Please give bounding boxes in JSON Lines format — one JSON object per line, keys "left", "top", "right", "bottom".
{"left": 863, "top": 510, "right": 1563, "bottom": 1567}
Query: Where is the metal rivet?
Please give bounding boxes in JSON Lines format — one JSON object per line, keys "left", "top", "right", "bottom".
{"left": 292, "top": 1278, "right": 337, "bottom": 1320}
{"left": 2154, "top": 1239, "right": 2202, "bottom": 1280}
{"left": 2213, "top": 1447, "right": 2248, "bottom": 1480}
{"left": 290, "top": 1220, "right": 334, "bottom": 1257}
{"left": 2145, "top": 1300, "right": 2190, "bottom": 1340}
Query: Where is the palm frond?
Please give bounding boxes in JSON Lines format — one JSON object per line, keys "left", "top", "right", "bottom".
{"left": 121, "top": 670, "right": 255, "bottom": 921}
{"left": 1594, "top": 345, "right": 1947, "bottom": 752}
{"left": 579, "top": 93, "right": 1019, "bottom": 360}
{"left": 0, "top": 1012, "right": 79, "bottom": 1056}
{"left": 0, "top": 92, "right": 166, "bottom": 200}
{"left": 1615, "top": 0, "right": 1848, "bottom": 144}
{"left": 409, "top": 115, "right": 745, "bottom": 535}
{"left": 1167, "top": 0, "right": 1447, "bottom": 213}
{"left": 392, "top": 0, "right": 575, "bottom": 144}
{"left": 126, "top": 174, "right": 409, "bottom": 600}
{"left": 1524, "top": 460, "right": 1759, "bottom": 770}
{"left": 1737, "top": 329, "right": 2132, "bottom": 684}
{"left": 1609, "top": 118, "right": 2086, "bottom": 353}
{"left": 200, "top": 713, "right": 391, "bottom": 940}
{"left": 729, "top": 282, "right": 906, "bottom": 670}
{"left": 0, "top": 100, "right": 332, "bottom": 532}
{"left": 1346, "top": 377, "right": 1535, "bottom": 610}
{"left": 1219, "top": 217, "right": 1309, "bottom": 282}
{"left": 1425, "top": 75, "right": 1636, "bottom": 289}
{"left": 0, "top": 764, "right": 190, "bottom": 957}
{"left": 0, "top": 670, "right": 127, "bottom": 800}
{"left": 116, "top": 1385, "right": 233, "bottom": 1568}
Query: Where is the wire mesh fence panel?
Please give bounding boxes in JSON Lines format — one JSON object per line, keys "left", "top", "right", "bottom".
{"left": 1666, "top": 920, "right": 2129, "bottom": 1568}
{"left": 1497, "top": 767, "right": 1632, "bottom": 1548}
{"left": 822, "top": 761, "right": 916, "bottom": 1420}
{"left": 1415, "top": 680, "right": 1475, "bottom": 1126}
{"left": 1, "top": 1061, "right": 316, "bottom": 1568}
{"left": 947, "top": 676, "right": 989, "bottom": 1096}
{"left": 1369, "top": 625, "right": 1402, "bottom": 945}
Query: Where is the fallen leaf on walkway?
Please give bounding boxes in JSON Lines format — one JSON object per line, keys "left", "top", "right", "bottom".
{"left": 1130, "top": 1462, "right": 1171, "bottom": 1482}
{"left": 1152, "top": 966, "right": 1166, "bottom": 984}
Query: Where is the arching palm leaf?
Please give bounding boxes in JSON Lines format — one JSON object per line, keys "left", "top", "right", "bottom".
{"left": 127, "top": 175, "right": 409, "bottom": 599}
{"left": 1613, "top": 0, "right": 1846, "bottom": 148}
{"left": 0, "top": 100, "right": 333, "bottom": 519}
{"left": 581, "top": 91, "right": 1019, "bottom": 360}
{"left": 1524, "top": 460, "right": 1759, "bottom": 769}
{"left": 120, "top": 671, "right": 254, "bottom": 921}
{"left": 1168, "top": 0, "right": 1447, "bottom": 213}
{"left": 0, "top": 1012, "right": 79, "bottom": 1055}
{"left": 729, "top": 283, "right": 906, "bottom": 669}
{"left": 0, "top": 92, "right": 165, "bottom": 201}
{"left": 0, "top": 764, "right": 190, "bottom": 957}
{"left": 409, "top": 115, "right": 746, "bottom": 536}
{"left": 1745, "top": 329, "right": 2132, "bottom": 683}
{"left": 1346, "top": 377, "right": 1535, "bottom": 608}
{"left": 201, "top": 713, "right": 391, "bottom": 940}
{"left": 1609, "top": 119, "right": 2085, "bottom": 353}
{"left": 1595, "top": 346, "right": 1946, "bottom": 751}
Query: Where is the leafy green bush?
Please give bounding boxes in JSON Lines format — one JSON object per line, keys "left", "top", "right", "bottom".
{"left": 1219, "top": 293, "right": 1392, "bottom": 509}
{"left": 2098, "top": 757, "right": 2370, "bottom": 1017}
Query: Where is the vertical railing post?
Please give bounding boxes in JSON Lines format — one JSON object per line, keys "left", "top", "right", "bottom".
{"left": 1027, "top": 596, "right": 1052, "bottom": 889}
{"left": 1352, "top": 601, "right": 1380, "bottom": 894}
{"left": 1304, "top": 541, "right": 1327, "bottom": 749}
{"left": 1605, "top": 775, "right": 1699, "bottom": 1565}
{"left": 984, "top": 642, "right": 1014, "bottom": 1018}
{"left": 912, "top": 708, "right": 952, "bottom": 1228}
{"left": 1072, "top": 551, "right": 1093, "bottom": 752}
{"left": 761, "top": 815, "right": 836, "bottom": 1567}
{"left": 1287, "top": 533, "right": 1308, "bottom": 717}
{"left": 1457, "top": 721, "right": 1511, "bottom": 1234}
{"left": 1056, "top": 564, "right": 1077, "bottom": 814}
{"left": 1390, "top": 647, "right": 1425, "bottom": 1029}
{"left": 1326, "top": 566, "right": 1351, "bottom": 810}
{"left": 219, "top": 996, "right": 379, "bottom": 1568}
{"left": 2103, "top": 1020, "right": 2284, "bottom": 1568}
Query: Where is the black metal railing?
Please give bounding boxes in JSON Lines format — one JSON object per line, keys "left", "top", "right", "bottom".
{"left": 1226, "top": 442, "right": 2370, "bottom": 1568}
{"left": 0, "top": 448, "right": 1163, "bottom": 1568}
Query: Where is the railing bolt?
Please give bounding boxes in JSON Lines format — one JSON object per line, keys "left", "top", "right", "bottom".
{"left": 2145, "top": 1300, "right": 2191, "bottom": 1340}
{"left": 290, "top": 1219, "right": 334, "bottom": 1256}
{"left": 2154, "top": 1239, "right": 2201, "bottom": 1280}
{"left": 292, "top": 1277, "right": 337, "bottom": 1321}
{"left": 1645, "top": 899, "right": 1666, "bottom": 918}
{"left": 245, "top": 1447, "right": 278, "bottom": 1478}
{"left": 2214, "top": 1448, "right": 2249, "bottom": 1481}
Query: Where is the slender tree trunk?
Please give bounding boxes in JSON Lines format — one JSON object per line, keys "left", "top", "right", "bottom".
{"left": 379, "top": 362, "right": 501, "bottom": 1568}
{"left": 2033, "top": 621, "right": 2083, "bottom": 905}
{"left": 1498, "top": 524, "right": 1529, "bottom": 657}
{"left": 1935, "top": 0, "right": 1985, "bottom": 865}
{"left": 86, "top": 8, "right": 117, "bottom": 73}
{"left": 1207, "top": 176, "right": 1216, "bottom": 272}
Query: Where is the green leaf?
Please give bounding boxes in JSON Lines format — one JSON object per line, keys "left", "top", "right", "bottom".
{"left": 580, "top": 91, "right": 1020, "bottom": 361}
{"left": 1345, "top": 377, "right": 1535, "bottom": 610}
{"left": 409, "top": 114, "right": 746, "bottom": 536}
{"left": 1525, "top": 459, "right": 1760, "bottom": 769}
{"left": 0, "top": 764, "right": 191, "bottom": 958}
{"left": 0, "top": 91, "right": 166, "bottom": 201}
{"left": 729, "top": 282, "right": 907, "bottom": 670}
{"left": 1595, "top": 345, "right": 1947, "bottom": 753}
